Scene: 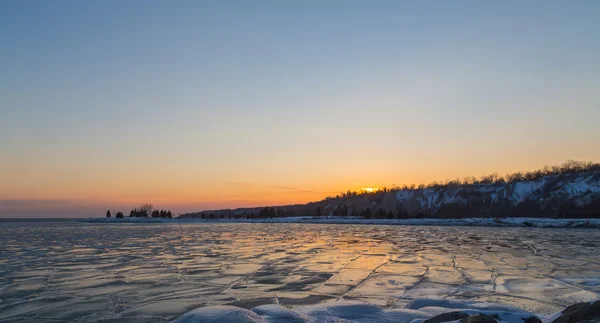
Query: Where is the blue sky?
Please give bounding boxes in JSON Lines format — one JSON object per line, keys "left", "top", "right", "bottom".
{"left": 1, "top": 1, "right": 599, "bottom": 217}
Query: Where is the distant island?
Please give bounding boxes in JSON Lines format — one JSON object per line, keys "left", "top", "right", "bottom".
{"left": 179, "top": 160, "right": 600, "bottom": 221}
{"left": 104, "top": 203, "right": 174, "bottom": 220}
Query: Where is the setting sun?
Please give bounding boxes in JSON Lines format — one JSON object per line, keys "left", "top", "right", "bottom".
{"left": 361, "top": 187, "right": 380, "bottom": 193}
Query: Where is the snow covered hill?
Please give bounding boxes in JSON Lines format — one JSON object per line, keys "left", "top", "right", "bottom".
{"left": 180, "top": 171, "right": 600, "bottom": 220}
{"left": 388, "top": 171, "right": 600, "bottom": 218}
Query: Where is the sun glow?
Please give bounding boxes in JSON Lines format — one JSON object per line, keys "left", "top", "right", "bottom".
{"left": 361, "top": 187, "right": 380, "bottom": 193}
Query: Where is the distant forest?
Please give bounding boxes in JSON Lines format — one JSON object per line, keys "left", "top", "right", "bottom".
{"left": 182, "top": 160, "right": 600, "bottom": 220}
{"left": 105, "top": 203, "right": 173, "bottom": 219}
{"left": 324, "top": 160, "right": 600, "bottom": 201}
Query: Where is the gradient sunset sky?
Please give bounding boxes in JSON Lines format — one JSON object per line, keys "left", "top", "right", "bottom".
{"left": 1, "top": 1, "right": 599, "bottom": 217}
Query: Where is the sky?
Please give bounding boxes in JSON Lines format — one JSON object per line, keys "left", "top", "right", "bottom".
{"left": 1, "top": 1, "right": 599, "bottom": 217}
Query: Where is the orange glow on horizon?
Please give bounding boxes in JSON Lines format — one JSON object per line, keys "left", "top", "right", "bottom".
{"left": 4, "top": 157, "right": 600, "bottom": 216}
{"left": 361, "top": 187, "right": 380, "bottom": 193}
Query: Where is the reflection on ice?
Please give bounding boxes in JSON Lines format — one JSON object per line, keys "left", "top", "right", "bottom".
{"left": 0, "top": 222, "right": 599, "bottom": 322}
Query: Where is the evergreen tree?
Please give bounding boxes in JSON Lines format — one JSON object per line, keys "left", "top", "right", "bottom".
{"left": 258, "top": 207, "right": 276, "bottom": 218}
{"left": 106, "top": 210, "right": 111, "bottom": 218}
{"left": 362, "top": 208, "right": 372, "bottom": 219}
{"left": 397, "top": 209, "right": 405, "bottom": 219}
{"left": 341, "top": 205, "right": 348, "bottom": 216}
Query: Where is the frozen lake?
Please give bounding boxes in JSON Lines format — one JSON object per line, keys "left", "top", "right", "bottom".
{"left": 1, "top": 222, "right": 599, "bottom": 322}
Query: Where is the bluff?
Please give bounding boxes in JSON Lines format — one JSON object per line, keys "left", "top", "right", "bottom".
{"left": 179, "top": 171, "right": 600, "bottom": 220}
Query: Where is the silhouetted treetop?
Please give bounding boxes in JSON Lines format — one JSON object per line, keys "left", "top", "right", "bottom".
{"left": 126, "top": 206, "right": 174, "bottom": 219}
{"left": 323, "top": 160, "right": 600, "bottom": 201}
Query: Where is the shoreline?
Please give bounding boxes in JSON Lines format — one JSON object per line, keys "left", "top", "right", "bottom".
{"left": 80, "top": 216, "right": 600, "bottom": 228}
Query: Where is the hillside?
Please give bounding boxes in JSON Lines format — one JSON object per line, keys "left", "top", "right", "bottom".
{"left": 179, "top": 168, "right": 600, "bottom": 220}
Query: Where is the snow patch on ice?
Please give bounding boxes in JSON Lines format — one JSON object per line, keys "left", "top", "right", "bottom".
{"left": 174, "top": 298, "right": 545, "bottom": 323}
{"left": 173, "top": 305, "right": 265, "bottom": 323}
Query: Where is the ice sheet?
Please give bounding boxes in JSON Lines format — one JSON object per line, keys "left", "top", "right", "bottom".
{"left": 1, "top": 222, "right": 599, "bottom": 322}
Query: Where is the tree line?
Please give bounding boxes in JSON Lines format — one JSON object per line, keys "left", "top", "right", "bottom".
{"left": 324, "top": 160, "right": 600, "bottom": 200}
{"left": 197, "top": 207, "right": 286, "bottom": 220}
{"left": 178, "top": 159, "right": 600, "bottom": 220}
{"left": 105, "top": 203, "right": 173, "bottom": 219}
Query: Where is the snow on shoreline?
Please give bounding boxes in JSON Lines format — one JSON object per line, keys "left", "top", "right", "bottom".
{"left": 81, "top": 216, "right": 600, "bottom": 228}
{"left": 173, "top": 298, "right": 593, "bottom": 323}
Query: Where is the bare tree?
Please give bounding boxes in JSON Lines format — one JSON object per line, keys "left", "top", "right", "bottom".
{"left": 139, "top": 203, "right": 153, "bottom": 216}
